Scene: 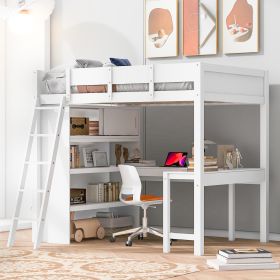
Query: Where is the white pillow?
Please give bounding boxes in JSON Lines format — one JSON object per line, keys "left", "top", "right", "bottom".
{"left": 75, "top": 59, "right": 103, "bottom": 68}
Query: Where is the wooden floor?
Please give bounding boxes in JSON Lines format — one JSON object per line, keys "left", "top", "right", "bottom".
{"left": 1, "top": 230, "right": 280, "bottom": 279}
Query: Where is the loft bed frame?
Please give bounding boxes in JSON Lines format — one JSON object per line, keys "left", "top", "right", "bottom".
{"left": 36, "top": 62, "right": 269, "bottom": 255}
{"left": 39, "top": 62, "right": 267, "bottom": 106}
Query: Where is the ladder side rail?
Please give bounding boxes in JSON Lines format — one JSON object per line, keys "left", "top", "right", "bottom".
{"left": 7, "top": 99, "right": 40, "bottom": 247}
{"left": 34, "top": 97, "right": 66, "bottom": 249}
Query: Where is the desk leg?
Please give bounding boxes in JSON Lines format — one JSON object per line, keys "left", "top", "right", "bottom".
{"left": 228, "top": 184, "right": 235, "bottom": 241}
{"left": 260, "top": 181, "right": 269, "bottom": 242}
{"left": 194, "top": 184, "right": 204, "bottom": 256}
{"left": 163, "top": 173, "right": 170, "bottom": 253}
{"left": 260, "top": 72, "right": 269, "bottom": 243}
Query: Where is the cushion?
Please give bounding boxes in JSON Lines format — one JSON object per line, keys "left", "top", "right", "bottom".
{"left": 76, "top": 59, "right": 103, "bottom": 68}
{"left": 110, "top": 57, "right": 131, "bottom": 66}
{"left": 125, "top": 194, "right": 163, "bottom": 202}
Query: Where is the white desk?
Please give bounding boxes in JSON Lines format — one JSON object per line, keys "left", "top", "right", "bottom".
{"left": 162, "top": 168, "right": 267, "bottom": 256}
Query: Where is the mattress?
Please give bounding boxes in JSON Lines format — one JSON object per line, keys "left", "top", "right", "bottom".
{"left": 45, "top": 78, "right": 194, "bottom": 94}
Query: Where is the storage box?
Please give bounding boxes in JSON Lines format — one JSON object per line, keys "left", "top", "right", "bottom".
{"left": 98, "top": 216, "right": 133, "bottom": 229}
{"left": 70, "top": 188, "right": 86, "bottom": 205}
{"left": 70, "top": 117, "right": 89, "bottom": 135}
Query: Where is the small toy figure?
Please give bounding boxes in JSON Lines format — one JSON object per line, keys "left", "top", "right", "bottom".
{"left": 235, "top": 148, "right": 244, "bottom": 168}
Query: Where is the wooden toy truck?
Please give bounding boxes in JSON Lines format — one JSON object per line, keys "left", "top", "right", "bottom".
{"left": 71, "top": 217, "right": 105, "bottom": 242}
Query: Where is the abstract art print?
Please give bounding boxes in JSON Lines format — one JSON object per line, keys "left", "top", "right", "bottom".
{"left": 183, "top": 0, "right": 217, "bottom": 56}
{"left": 145, "top": 0, "right": 178, "bottom": 58}
{"left": 223, "top": 0, "right": 259, "bottom": 54}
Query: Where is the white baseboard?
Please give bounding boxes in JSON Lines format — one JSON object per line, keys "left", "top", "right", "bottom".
{"left": 0, "top": 219, "right": 32, "bottom": 232}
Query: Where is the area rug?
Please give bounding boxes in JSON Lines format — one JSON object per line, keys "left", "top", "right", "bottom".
{"left": 0, "top": 248, "right": 199, "bottom": 280}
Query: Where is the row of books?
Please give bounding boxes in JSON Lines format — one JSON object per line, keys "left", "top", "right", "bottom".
{"left": 207, "top": 248, "right": 279, "bottom": 271}
{"left": 188, "top": 156, "right": 218, "bottom": 172}
{"left": 70, "top": 145, "right": 80, "bottom": 168}
{"left": 87, "top": 182, "right": 121, "bottom": 203}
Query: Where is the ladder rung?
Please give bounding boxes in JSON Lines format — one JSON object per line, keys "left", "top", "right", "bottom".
{"left": 35, "top": 106, "right": 59, "bottom": 110}
{"left": 30, "top": 134, "right": 53, "bottom": 137}
{"left": 25, "top": 161, "right": 51, "bottom": 165}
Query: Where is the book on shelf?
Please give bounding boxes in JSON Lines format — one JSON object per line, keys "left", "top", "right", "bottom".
{"left": 207, "top": 248, "right": 279, "bottom": 271}
{"left": 70, "top": 145, "right": 80, "bottom": 168}
{"left": 87, "top": 182, "right": 121, "bottom": 203}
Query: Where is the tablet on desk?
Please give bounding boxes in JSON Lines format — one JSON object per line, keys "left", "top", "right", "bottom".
{"left": 164, "top": 152, "right": 188, "bottom": 167}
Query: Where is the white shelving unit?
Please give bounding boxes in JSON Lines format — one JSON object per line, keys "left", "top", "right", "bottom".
{"left": 69, "top": 109, "right": 142, "bottom": 215}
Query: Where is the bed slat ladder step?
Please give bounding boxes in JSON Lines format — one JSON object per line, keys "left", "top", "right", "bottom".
{"left": 7, "top": 96, "right": 66, "bottom": 249}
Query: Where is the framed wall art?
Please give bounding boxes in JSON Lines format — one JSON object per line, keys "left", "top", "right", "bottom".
{"left": 223, "top": 0, "right": 259, "bottom": 54}
{"left": 145, "top": 0, "right": 179, "bottom": 58}
{"left": 183, "top": 0, "right": 218, "bottom": 57}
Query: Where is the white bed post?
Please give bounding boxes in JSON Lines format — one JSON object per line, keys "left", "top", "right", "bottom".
{"left": 260, "top": 71, "right": 269, "bottom": 243}
{"left": 228, "top": 184, "right": 236, "bottom": 241}
{"left": 193, "top": 63, "right": 205, "bottom": 256}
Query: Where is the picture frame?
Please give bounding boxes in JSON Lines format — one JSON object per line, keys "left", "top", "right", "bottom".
{"left": 145, "top": 0, "right": 179, "bottom": 58}
{"left": 183, "top": 0, "right": 218, "bottom": 56}
{"left": 92, "top": 151, "right": 109, "bottom": 167}
{"left": 82, "top": 147, "right": 97, "bottom": 168}
{"left": 223, "top": 0, "right": 259, "bottom": 54}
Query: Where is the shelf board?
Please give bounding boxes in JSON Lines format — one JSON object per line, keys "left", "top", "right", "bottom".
{"left": 70, "top": 135, "right": 140, "bottom": 144}
{"left": 70, "top": 201, "right": 126, "bottom": 212}
{"left": 70, "top": 165, "right": 119, "bottom": 175}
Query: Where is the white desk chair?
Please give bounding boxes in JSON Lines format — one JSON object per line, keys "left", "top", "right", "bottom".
{"left": 110, "top": 165, "right": 163, "bottom": 246}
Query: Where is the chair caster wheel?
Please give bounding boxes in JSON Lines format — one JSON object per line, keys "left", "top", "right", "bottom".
{"left": 138, "top": 234, "right": 144, "bottom": 240}
{"left": 125, "top": 240, "right": 132, "bottom": 246}
{"left": 110, "top": 236, "right": 116, "bottom": 243}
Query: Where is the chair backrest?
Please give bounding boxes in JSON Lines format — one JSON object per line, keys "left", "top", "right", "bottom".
{"left": 118, "top": 165, "right": 142, "bottom": 203}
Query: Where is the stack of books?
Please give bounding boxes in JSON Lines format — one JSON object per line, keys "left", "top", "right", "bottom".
{"left": 207, "top": 248, "right": 279, "bottom": 271}
{"left": 70, "top": 145, "right": 80, "bottom": 168}
{"left": 87, "top": 182, "right": 121, "bottom": 203}
{"left": 188, "top": 156, "right": 218, "bottom": 172}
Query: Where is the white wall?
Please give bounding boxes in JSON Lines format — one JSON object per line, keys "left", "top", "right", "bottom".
{"left": 0, "top": 0, "right": 6, "bottom": 218}
{"left": 5, "top": 3, "right": 51, "bottom": 218}
{"left": 51, "top": 0, "right": 144, "bottom": 67}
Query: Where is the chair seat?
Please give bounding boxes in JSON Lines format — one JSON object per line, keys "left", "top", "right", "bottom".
{"left": 125, "top": 194, "right": 163, "bottom": 202}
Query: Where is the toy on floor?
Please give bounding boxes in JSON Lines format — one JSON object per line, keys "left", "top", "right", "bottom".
{"left": 71, "top": 217, "right": 105, "bottom": 242}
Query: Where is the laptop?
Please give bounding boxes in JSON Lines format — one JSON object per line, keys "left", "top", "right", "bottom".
{"left": 164, "top": 152, "right": 188, "bottom": 167}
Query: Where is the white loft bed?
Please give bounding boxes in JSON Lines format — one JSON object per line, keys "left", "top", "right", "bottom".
{"left": 36, "top": 62, "right": 269, "bottom": 255}
{"left": 39, "top": 62, "right": 266, "bottom": 106}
